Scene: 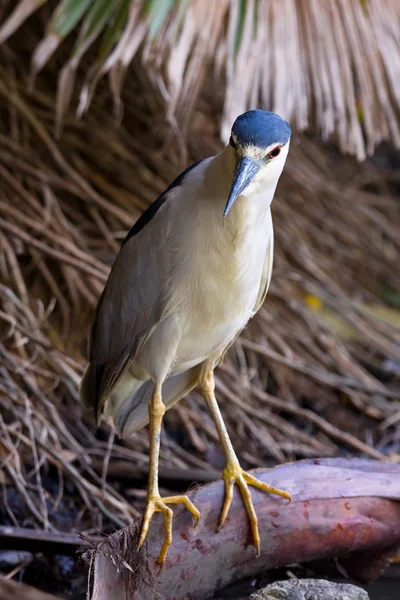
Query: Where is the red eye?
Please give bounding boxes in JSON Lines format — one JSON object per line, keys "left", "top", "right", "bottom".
{"left": 267, "top": 146, "right": 281, "bottom": 159}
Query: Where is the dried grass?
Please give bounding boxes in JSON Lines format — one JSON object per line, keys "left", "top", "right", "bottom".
{"left": 0, "top": 24, "right": 399, "bottom": 534}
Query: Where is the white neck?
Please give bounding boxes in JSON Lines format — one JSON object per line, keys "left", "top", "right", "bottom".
{"left": 205, "top": 145, "right": 282, "bottom": 226}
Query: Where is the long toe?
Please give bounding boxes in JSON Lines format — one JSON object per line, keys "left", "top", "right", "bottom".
{"left": 219, "top": 463, "right": 291, "bottom": 556}
{"left": 138, "top": 494, "right": 200, "bottom": 565}
{"left": 163, "top": 494, "right": 200, "bottom": 522}
{"left": 243, "top": 471, "right": 291, "bottom": 501}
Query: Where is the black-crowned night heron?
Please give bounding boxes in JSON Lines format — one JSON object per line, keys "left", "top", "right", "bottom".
{"left": 81, "top": 109, "right": 291, "bottom": 564}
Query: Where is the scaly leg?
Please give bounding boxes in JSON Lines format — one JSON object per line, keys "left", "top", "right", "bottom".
{"left": 138, "top": 382, "right": 200, "bottom": 564}
{"left": 200, "top": 368, "right": 291, "bottom": 555}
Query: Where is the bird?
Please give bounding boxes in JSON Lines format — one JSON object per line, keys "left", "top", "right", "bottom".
{"left": 80, "top": 109, "right": 292, "bottom": 564}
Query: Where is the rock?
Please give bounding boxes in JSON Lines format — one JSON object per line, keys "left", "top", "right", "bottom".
{"left": 249, "top": 579, "right": 370, "bottom": 600}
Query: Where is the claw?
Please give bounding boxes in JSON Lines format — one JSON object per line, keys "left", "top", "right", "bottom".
{"left": 138, "top": 494, "right": 200, "bottom": 565}
{"left": 219, "top": 462, "right": 291, "bottom": 556}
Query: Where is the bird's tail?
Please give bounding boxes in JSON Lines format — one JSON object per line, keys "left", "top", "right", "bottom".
{"left": 112, "top": 364, "right": 202, "bottom": 438}
{"left": 80, "top": 362, "right": 103, "bottom": 416}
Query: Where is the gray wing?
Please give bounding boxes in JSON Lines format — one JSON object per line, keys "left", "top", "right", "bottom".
{"left": 80, "top": 159, "right": 206, "bottom": 420}
{"left": 81, "top": 201, "right": 170, "bottom": 419}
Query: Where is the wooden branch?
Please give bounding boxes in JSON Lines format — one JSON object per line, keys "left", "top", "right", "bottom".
{"left": 0, "top": 526, "right": 103, "bottom": 556}
{"left": 90, "top": 459, "right": 217, "bottom": 485}
{"left": 89, "top": 458, "right": 400, "bottom": 600}
{"left": 0, "top": 577, "right": 62, "bottom": 600}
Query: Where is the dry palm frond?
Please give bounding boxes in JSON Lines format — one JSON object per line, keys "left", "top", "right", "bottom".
{"left": 1, "top": 0, "right": 400, "bottom": 158}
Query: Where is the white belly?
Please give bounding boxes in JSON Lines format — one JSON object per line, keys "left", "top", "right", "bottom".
{"left": 174, "top": 311, "right": 253, "bottom": 372}
{"left": 171, "top": 201, "right": 271, "bottom": 372}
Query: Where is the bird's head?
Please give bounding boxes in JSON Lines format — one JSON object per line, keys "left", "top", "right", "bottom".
{"left": 224, "top": 110, "right": 291, "bottom": 216}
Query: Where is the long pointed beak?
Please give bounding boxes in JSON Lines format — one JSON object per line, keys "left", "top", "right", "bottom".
{"left": 224, "top": 156, "right": 260, "bottom": 216}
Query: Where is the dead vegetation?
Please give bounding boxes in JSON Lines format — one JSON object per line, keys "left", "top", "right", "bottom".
{"left": 1, "top": 1, "right": 400, "bottom": 159}
{"left": 0, "top": 7, "right": 399, "bottom": 544}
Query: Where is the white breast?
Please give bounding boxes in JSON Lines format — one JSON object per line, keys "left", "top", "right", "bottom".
{"left": 168, "top": 170, "right": 273, "bottom": 372}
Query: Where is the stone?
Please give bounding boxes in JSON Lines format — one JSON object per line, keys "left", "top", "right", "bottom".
{"left": 249, "top": 579, "right": 370, "bottom": 600}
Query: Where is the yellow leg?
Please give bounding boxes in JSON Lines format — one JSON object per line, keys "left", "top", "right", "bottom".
{"left": 137, "top": 383, "right": 200, "bottom": 565}
{"left": 200, "top": 369, "right": 291, "bottom": 555}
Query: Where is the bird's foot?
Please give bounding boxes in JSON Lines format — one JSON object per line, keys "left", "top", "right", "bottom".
{"left": 138, "top": 494, "right": 200, "bottom": 565}
{"left": 219, "top": 461, "right": 291, "bottom": 555}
